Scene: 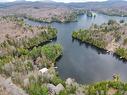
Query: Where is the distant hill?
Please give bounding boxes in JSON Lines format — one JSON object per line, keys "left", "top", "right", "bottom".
{"left": 16, "top": 0, "right": 26, "bottom": 2}
{"left": 0, "top": 0, "right": 127, "bottom": 10}
{"left": 67, "top": 0, "right": 127, "bottom": 9}
{"left": 41, "top": 0, "right": 55, "bottom": 2}
{"left": 108, "top": 0, "right": 124, "bottom": 1}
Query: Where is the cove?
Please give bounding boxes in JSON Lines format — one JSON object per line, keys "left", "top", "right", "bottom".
{"left": 25, "top": 13, "right": 127, "bottom": 84}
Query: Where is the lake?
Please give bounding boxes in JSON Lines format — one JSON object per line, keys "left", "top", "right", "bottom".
{"left": 25, "top": 13, "right": 127, "bottom": 84}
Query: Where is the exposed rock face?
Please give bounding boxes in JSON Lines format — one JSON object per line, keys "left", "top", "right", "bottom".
{"left": 76, "top": 92, "right": 85, "bottom": 95}
{"left": 0, "top": 85, "right": 10, "bottom": 95}
{"left": 23, "top": 78, "right": 29, "bottom": 87}
{"left": 124, "top": 92, "right": 127, "bottom": 95}
{"left": 76, "top": 86, "right": 86, "bottom": 95}
{"left": 55, "top": 83, "right": 65, "bottom": 94}
{"left": 0, "top": 76, "right": 28, "bottom": 95}
{"left": 65, "top": 78, "right": 75, "bottom": 86}
{"left": 47, "top": 83, "right": 65, "bottom": 95}
{"left": 47, "top": 83, "right": 56, "bottom": 95}
{"left": 107, "top": 88, "right": 117, "bottom": 95}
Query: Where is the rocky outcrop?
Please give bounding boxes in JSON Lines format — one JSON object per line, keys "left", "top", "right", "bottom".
{"left": 65, "top": 78, "right": 75, "bottom": 86}
{"left": 47, "top": 83, "right": 56, "bottom": 95}
{"left": 47, "top": 83, "right": 65, "bottom": 95}
{"left": 55, "top": 83, "right": 65, "bottom": 94}
{"left": 0, "top": 76, "right": 28, "bottom": 95}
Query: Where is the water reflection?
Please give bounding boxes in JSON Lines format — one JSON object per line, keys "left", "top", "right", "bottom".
{"left": 25, "top": 14, "right": 127, "bottom": 84}
{"left": 72, "top": 39, "right": 108, "bottom": 54}
{"left": 113, "top": 53, "right": 127, "bottom": 64}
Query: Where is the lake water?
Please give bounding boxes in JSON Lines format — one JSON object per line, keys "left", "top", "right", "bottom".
{"left": 25, "top": 14, "right": 127, "bottom": 84}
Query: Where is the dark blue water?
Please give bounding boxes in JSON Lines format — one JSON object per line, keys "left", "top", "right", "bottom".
{"left": 25, "top": 14, "right": 127, "bottom": 84}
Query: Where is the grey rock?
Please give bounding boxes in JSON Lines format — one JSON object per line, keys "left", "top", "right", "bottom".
{"left": 23, "top": 78, "right": 29, "bottom": 87}
{"left": 76, "top": 87, "right": 85, "bottom": 95}
{"left": 124, "top": 91, "right": 127, "bottom": 95}
{"left": 55, "top": 83, "right": 65, "bottom": 94}
{"left": 47, "top": 83, "right": 65, "bottom": 95}
{"left": 66, "top": 78, "right": 74, "bottom": 86}
{"left": 47, "top": 84, "right": 56, "bottom": 95}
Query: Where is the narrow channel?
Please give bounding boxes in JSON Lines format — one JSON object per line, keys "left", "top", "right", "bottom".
{"left": 25, "top": 13, "right": 127, "bottom": 84}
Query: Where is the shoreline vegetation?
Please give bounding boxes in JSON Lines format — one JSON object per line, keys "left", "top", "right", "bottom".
{"left": 23, "top": 9, "right": 85, "bottom": 23}
{"left": 72, "top": 20, "right": 127, "bottom": 60}
{"left": 96, "top": 9, "right": 127, "bottom": 17}
{"left": 0, "top": 16, "right": 127, "bottom": 95}
{"left": 0, "top": 16, "right": 64, "bottom": 95}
